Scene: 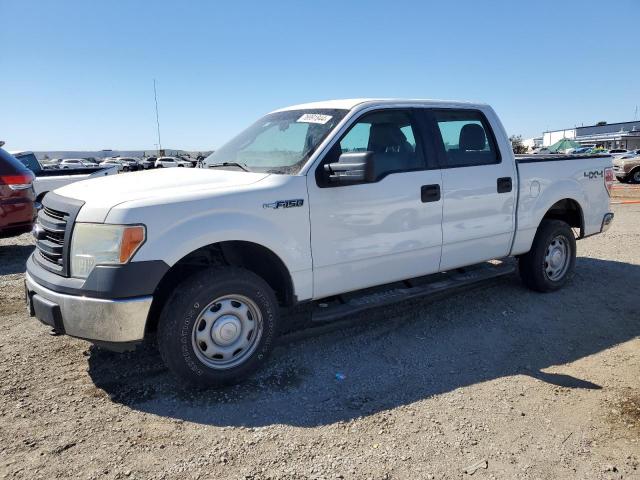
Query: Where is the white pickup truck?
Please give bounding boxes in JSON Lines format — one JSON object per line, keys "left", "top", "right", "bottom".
{"left": 25, "top": 99, "right": 615, "bottom": 387}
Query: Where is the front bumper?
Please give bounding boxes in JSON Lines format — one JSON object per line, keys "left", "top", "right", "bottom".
{"left": 25, "top": 273, "right": 152, "bottom": 344}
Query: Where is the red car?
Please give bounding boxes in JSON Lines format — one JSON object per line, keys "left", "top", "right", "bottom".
{"left": 0, "top": 145, "right": 36, "bottom": 238}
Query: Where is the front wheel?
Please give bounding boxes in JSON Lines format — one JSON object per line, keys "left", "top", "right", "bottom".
{"left": 630, "top": 169, "right": 640, "bottom": 184}
{"left": 157, "top": 267, "right": 279, "bottom": 387}
{"left": 519, "top": 219, "right": 576, "bottom": 292}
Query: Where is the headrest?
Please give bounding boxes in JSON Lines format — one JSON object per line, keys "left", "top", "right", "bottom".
{"left": 368, "top": 123, "right": 408, "bottom": 153}
{"left": 459, "top": 123, "right": 486, "bottom": 151}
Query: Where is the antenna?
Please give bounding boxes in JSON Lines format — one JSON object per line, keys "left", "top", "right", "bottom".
{"left": 153, "top": 79, "right": 162, "bottom": 153}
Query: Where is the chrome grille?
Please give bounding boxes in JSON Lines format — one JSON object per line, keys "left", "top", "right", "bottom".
{"left": 35, "top": 206, "right": 68, "bottom": 271}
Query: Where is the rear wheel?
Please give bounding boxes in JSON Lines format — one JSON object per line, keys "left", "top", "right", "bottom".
{"left": 157, "top": 267, "right": 279, "bottom": 387}
{"left": 519, "top": 219, "right": 576, "bottom": 292}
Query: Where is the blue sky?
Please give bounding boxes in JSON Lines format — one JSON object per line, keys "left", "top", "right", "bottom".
{"left": 1, "top": 0, "right": 638, "bottom": 151}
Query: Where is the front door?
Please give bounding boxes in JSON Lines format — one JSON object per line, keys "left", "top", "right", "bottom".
{"left": 307, "top": 109, "right": 443, "bottom": 299}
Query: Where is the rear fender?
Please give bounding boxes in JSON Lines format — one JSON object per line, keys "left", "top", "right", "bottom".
{"left": 511, "top": 178, "right": 585, "bottom": 255}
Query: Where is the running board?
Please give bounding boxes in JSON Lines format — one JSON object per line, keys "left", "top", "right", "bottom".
{"left": 311, "top": 261, "right": 516, "bottom": 323}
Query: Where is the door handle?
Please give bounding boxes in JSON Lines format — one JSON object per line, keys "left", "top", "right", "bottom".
{"left": 421, "top": 184, "right": 441, "bottom": 203}
{"left": 497, "top": 177, "right": 512, "bottom": 193}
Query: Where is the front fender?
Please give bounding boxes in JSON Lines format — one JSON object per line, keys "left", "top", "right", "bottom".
{"left": 125, "top": 201, "right": 313, "bottom": 300}
{"left": 138, "top": 210, "right": 310, "bottom": 269}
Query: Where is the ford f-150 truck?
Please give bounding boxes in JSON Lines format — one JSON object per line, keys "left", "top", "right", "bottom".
{"left": 25, "top": 99, "right": 615, "bottom": 387}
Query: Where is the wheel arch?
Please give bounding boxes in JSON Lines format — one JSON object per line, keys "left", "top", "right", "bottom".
{"left": 145, "top": 240, "right": 296, "bottom": 334}
{"left": 540, "top": 198, "right": 585, "bottom": 237}
{"left": 511, "top": 193, "right": 586, "bottom": 256}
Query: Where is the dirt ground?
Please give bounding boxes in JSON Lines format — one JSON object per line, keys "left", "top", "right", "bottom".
{"left": 0, "top": 204, "right": 639, "bottom": 480}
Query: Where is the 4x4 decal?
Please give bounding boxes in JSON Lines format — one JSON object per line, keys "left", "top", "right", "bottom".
{"left": 584, "top": 170, "right": 603, "bottom": 180}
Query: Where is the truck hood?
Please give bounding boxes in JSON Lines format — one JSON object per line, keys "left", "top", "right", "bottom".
{"left": 54, "top": 168, "right": 270, "bottom": 222}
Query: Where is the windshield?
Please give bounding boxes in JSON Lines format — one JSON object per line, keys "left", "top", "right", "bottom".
{"left": 203, "top": 109, "right": 348, "bottom": 174}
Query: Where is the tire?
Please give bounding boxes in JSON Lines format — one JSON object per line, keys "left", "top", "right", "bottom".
{"left": 157, "top": 267, "right": 279, "bottom": 387}
{"left": 630, "top": 169, "right": 640, "bottom": 184}
{"left": 519, "top": 219, "right": 576, "bottom": 293}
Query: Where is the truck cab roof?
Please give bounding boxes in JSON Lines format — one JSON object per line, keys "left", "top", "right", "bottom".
{"left": 272, "top": 98, "right": 487, "bottom": 113}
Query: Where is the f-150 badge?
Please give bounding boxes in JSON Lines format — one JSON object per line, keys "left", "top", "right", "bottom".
{"left": 263, "top": 199, "right": 304, "bottom": 209}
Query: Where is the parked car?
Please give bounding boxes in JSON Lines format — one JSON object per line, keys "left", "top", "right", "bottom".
{"left": 613, "top": 154, "right": 640, "bottom": 183}
{"left": 25, "top": 98, "right": 614, "bottom": 388}
{"left": 178, "top": 155, "right": 198, "bottom": 167}
{"left": 570, "top": 147, "right": 593, "bottom": 154}
{"left": 99, "top": 159, "right": 124, "bottom": 172}
{"left": 532, "top": 147, "right": 551, "bottom": 154}
{"left": 618, "top": 149, "right": 640, "bottom": 159}
{"left": 155, "top": 156, "right": 192, "bottom": 168}
{"left": 608, "top": 149, "right": 630, "bottom": 160}
{"left": 138, "top": 158, "right": 154, "bottom": 169}
{"left": 117, "top": 157, "right": 144, "bottom": 172}
{"left": 12, "top": 151, "right": 119, "bottom": 203}
{"left": 0, "top": 146, "right": 36, "bottom": 238}
{"left": 59, "top": 158, "right": 94, "bottom": 169}
{"left": 41, "top": 158, "right": 61, "bottom": 170}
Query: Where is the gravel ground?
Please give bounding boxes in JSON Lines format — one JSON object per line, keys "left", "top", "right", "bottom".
{"left": 1, "top": 205, "right": 639, "bottom": 480}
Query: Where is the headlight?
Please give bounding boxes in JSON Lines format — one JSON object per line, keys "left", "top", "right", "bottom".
{"left": 70, "top": 223, "right": 146, "bottom": 278}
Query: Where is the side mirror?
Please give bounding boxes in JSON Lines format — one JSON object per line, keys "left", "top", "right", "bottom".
{"left": 324, "top": 151, "right": 376, "bottom": 184}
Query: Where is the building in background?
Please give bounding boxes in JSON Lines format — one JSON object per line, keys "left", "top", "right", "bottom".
{"left": 543, "top": 120, "right": 640, "bottom": 150}
{"left": 522, "top": 137, "right": 543, "bottom": 150}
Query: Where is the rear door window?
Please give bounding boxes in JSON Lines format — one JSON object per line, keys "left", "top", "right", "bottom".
{"left": 431, "top": 110, "right": 500, "bottom": 168}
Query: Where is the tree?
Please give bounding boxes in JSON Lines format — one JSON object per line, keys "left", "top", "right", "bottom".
{"left": 596, "top": 121, "right": 607, "bottom": 126}
{"left": 509, "top": 135, "right": 528, "bottom": 154}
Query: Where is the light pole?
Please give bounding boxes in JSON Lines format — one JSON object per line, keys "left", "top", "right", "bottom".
{"left": 153, "top": 79, "right": 162, "bottom": 155}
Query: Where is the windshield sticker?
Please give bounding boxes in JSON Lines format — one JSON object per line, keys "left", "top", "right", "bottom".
{"left": 297, "top": 113, "right": 332, "bottom": 125}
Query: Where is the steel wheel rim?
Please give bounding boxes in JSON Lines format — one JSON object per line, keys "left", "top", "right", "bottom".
{"left": 191, "top": 294, "right": 263, "bottom": 370}
{"left": 544, "top": 235, "right": 570, "bottom": 281}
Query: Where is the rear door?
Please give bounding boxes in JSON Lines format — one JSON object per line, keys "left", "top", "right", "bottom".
{"left": 307, "top": 108, "right": 443, "bottom": 299}
{"left": 425, "top": 108, "right": 517, "bottom": 270}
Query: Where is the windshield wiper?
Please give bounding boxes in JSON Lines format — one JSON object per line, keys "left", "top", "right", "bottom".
{"left": 207, "top": 162, "right": 251, "bottom": 172}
